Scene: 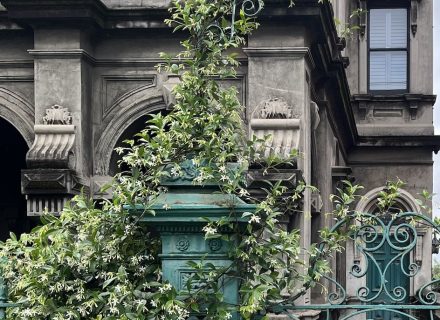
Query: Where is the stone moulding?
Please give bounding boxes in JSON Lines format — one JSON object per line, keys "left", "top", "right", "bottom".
{"left": 0, "top": 87, "right": 34, "bottom": 147}
{"left": 162, "top": 74, "right": 181, "bottom": 109}
{"left": 26, "top": 124, "right": 75, "bottom": 168}
{"left": 352, "top": 94, "right": 436, "bottom": 121}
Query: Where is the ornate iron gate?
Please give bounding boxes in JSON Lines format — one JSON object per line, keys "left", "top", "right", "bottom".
{"left": 270, "top": 212, "right": 440, "bottom": 320}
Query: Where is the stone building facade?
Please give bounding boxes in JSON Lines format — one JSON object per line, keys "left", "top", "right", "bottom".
{"left": 0, "top": 0, "right": 438, "bottom": 317}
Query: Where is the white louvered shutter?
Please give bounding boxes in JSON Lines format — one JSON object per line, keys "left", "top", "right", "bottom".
{"left": 369, "top": 8, "right": 407, "bottom": 91}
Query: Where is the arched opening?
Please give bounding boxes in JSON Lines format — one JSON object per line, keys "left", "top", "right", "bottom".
{"left": 108, "top": 114, "right": 151, "bottom": 176}
{"left": 356, "top": 187, "right": 419, "bottom": 320}
{"left": 0, "top": 117, "right": 34, "bottom": 241}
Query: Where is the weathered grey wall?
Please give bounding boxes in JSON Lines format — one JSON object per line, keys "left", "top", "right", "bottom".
{"left": 0, "top": 1, "right": 436, "bottom": 316}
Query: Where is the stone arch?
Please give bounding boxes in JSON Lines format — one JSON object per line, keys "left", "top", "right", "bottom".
{"left": 95, "top": 87, "right": 166, "bottom": 175}
{"left": 0, "top": 88, "right": 34, "bottom": 147}
{"left": 355, "top": 186, "right": 421, "bottom": 214}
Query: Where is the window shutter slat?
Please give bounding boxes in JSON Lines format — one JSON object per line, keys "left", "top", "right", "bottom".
{"left": 390, "top": 9, "right": 407, "bottom": 48}
{"left": 370, "top": 8, "right": 407, "bottom": 49}
{"left": 370, "top": 10, "right": 387, "bottom": 48}
{"left": 388, "top": 51, "right": 407, "bottom": 90}
{"left": 370, "top": 52, "right": 387, "bottom": 90}
{"left": 369, "top": 8, "right": 407, "bottom": 91}
{"left": 370, "top": 51, "right": 407, "bottom": 90}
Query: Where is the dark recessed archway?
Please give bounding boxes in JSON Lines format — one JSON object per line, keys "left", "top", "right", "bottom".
{"left": 0, "top": 117, "right": 32, "bottom": 241}
{"left": 109, "top": 115, "right": 151, "bottom": 176}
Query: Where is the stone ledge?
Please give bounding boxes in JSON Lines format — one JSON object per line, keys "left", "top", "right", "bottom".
{"left": 268, "top": 310, "right": 321, "bottom": 320}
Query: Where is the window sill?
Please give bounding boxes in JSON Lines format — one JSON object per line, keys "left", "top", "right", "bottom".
{"left": 352, "top": 93, "right": 437, "bottom": 120}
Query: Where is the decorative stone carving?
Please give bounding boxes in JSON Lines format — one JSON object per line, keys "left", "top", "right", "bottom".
{"left": 249, "top": 97, "right": 301, "bottom": 159}
{"left": 256, "top": 97, "right": 296, "bottom": 119}
{"left": 176, "top": 238, "right": 190, "bottom": 252}
{"left": 162, "top": 74, "right": 181, "bottom": 109}
{"left": 26, "top": 195, "right": 70, "bottom": 217}
{"left": 411, "top": 0, "right": 421, "bottom": 36}
{"left": 27, "top": 105, "right": 75, "bottom": 168}
{"left": 23, "top": 105, "right": 82, "bottom": 217}
{"left": 358, "top": 0, "right": 367, "bottom": 38}
{"left": 27, "top": 125, "right": 75, "bottom": 168}
{"left": 21, "top": 169, "right": 87, "bottom": 216}
{"left": 43, "top": 105, "right": 72, "bottom": 125}
{"left": 208, "top": 239, "right": 222, "bottom": 252}
{"left": 310, "top": 192, "right": 323, "bottom": 214}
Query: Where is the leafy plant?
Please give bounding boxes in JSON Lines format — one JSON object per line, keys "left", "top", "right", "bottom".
{"left": 0, "top": 1, "right": 428, "bottom": 320}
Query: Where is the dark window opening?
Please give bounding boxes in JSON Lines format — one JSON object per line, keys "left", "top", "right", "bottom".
{"left": 109, "top": 115, "right": 150, "bottom": 176}
{"left": 0, "top": 117, "right": 35, "bottom": 241}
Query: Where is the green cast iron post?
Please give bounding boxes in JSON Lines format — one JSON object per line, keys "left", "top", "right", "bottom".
{"left": 0, "top": 274, "right": 7, "bottom": 319}
{"left": 129, "top": 162, "right": 256, "bottom": 319}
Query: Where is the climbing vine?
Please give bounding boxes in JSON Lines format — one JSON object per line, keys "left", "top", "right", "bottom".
{"left": 0, "top": 1, "right": 430, "bottom": 320}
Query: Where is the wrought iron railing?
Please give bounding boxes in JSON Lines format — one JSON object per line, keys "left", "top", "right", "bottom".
{"left": 0, "top": 275, "right": 18, "bottom": 320}
{"left": 269, "top": 211, "right": 440, "bottom": 320}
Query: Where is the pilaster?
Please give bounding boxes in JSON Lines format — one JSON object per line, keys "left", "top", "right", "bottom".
{"left": 30, "top": 28, "right": 93, "bottom": 177}
{"left": 245, "top": 39, "right": 314, "bottom": 305}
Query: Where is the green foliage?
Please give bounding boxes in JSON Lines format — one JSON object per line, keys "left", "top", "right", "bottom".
{"left": 432, "top": 261, "right": 440, "bottom": 292}
{"left": 0, "top": 1, "right": 428, "bottom": 320}
{"left": 0, "top": 198, "right": 190, "bottom": 320}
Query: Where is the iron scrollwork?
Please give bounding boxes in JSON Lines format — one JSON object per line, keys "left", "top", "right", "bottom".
{"left": 205, "top": 0, "right": 264, "bottom": 43}
{"left": 271, "top": 211, "right": 440, "bottom": 319}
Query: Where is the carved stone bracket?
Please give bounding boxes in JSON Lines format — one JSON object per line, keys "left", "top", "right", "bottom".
{"left": 336, "top": 37, "right": 346, "bottom": 51}
{"left": 331, "top": 166, "right": 354, "bottom": 189}
{"left": 408, "top": 100, "right": 419, "bottom": 120}
{"left": 23, "top": 105, "right": 78, "bottom": 216}
{"left": 358, "top": 0, "right": 367, "bottom": 38}
{"left": 162, "top": 74, "right": 181, "bottom": 109}
{"left": 27, "top": 105, "right": 76, "bottom": 169}
{"left": 358, "top": 101, "right": 368, "bottom": 120}
{"left": 411, "top": 0, "right": 421, "bottom": 36}
{"left": 249, "top": 97, "right": 301, "bottom": 159}
{"left": 27, "top": 125, "right": 75, "bottom": 169}
{"left": 311, "top": 192, "right": 323, "bottom": 214}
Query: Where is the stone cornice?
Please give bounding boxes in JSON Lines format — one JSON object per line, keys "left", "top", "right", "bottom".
{"left": 0, "top": 0, "right": 169, "bottom": 29}
{"left": 0, "top": 59, "right": 33, "bottom": 68}
{"left": 356, "top": 135, "right": 440, "bottom": 153}
{"left": 243, "top": 47, "right": 316, "bottom": 69}
{"left": 25, "top": 49, "right": 249, "bottom": 69}
{"left": 28, "top": 49, "right": 95, "bottom": 63}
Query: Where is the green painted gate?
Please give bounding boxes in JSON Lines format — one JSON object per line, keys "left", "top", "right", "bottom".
{"left": 269, "top": 212, "right": 440, "bottom": 320}
{"left": 367, "top": 239, "right": 410, "bottom": 320}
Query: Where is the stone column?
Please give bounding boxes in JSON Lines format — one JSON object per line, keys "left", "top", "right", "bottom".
{"left": 22, "top": 28, "right": 92, "bottom": 215}
{"left": 30, "top": 28, "right": 92, "bottom": 177}
{"left": 245, "top": 28, "right": 314, "bottom": 305}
